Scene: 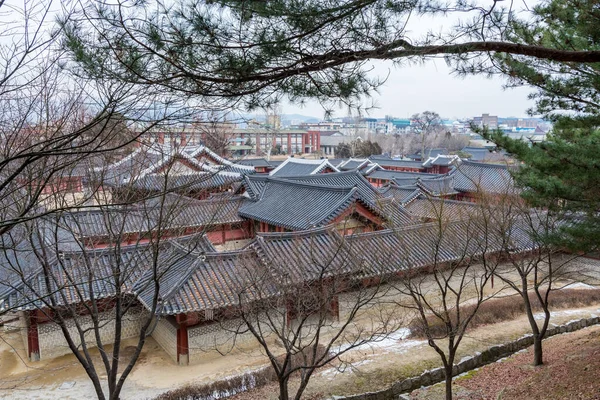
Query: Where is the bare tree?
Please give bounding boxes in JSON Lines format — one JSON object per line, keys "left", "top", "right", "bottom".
{"left": 385, "top": 195, "right": 518, "bottom": 400}
{"left": 0, "top": 0, "right": 196, "bottom": 237}
{"left": 226, "top": 228, "right": 400, "bottom": 400}
{"left": 194, "top": 112, "right": 236, "bottom": 157}
{"left": 492, "top": 203, "right": 587, "bottom": 366}
{"left": 410, "top": 111, "right": 444, "bottom": 159}
{"left": 0, "top": 158, "right": 235, "bottom": 399}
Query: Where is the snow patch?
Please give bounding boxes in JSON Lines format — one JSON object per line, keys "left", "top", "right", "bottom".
{"left": 534, "top": 309, "right": 592, "bottom": 321}
{"left": 564, "top": 282, "right": 597, "bottom": 290}
{"left": 335, "top": 328, "right": 425, "bottom": 355}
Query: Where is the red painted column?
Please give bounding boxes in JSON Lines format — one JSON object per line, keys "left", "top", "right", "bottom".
{"left": 176, "top": 315, "right": 189, "bottom": 365}
{"left": 27, "top": 310, "right": 40, "bottom": 361}
{"left": 287, "top": 133, "right": 292, "bottom": 154}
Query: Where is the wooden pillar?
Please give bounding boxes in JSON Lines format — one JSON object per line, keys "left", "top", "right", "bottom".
{"left": 287, "top": 133, "right": 292, "bottom": 154}
{"left": 27, "top": 310, "right": 40, "bottom": 361}
{"left": 176, "top": 315, "right": 189, "bottom": 365}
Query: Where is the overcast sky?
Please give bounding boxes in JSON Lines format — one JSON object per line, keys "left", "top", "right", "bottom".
{"left": 282, "top": 3, "right": 540, "bottom": 121}
{"left": 3, "top": 0, "right": 537, "bottom": 122}
{"left": 284, "top": 59, "right": 537, "bottom": 121}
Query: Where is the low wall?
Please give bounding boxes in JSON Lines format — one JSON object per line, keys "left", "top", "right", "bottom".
{"left": 338, "top": 316, "right": 600, "bottom": 400}
{"left": 37, "top": 307, "right": 143, "bottom": 360}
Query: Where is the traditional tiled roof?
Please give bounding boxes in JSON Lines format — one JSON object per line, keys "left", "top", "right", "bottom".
{"left": 268, "top": 160, "right": 284, "bottom": 168}
{"left": 337, "top": 158, "right": 370, "bottom": 171}
{"left": 211, "top": 164, "right": 257, "bottom": 175}
{"left": 367, "top": 169, "right": 441, "bottom": 182}
{"left": 57, "top": 196, "right": 245, "bottom": 241}
{"left": 403, "top": 195, "right": 481, "bottom": 221}
{"left": 167, "top": 197, "right": 246, "bottom": 228}
{"left": 252, "top": 228, "right": 360, "bottom": 282}
{"left": 0, "top": 213, "right": 542, "bottom": 314}
{"left": 416, "top": 175, "right": 458, "bottom": 196}
{"left": 422, "top": 154, "right": 460, "bottom": 168}
{"left": 369, "top": 159, "right": 424, "bottom": 170}
{"left": 269, "top": 158, "right": 339, "bottom": 177}
{"left": 376, "top": 198, "right": 417, "bottom": 228}
{"left": 241, "top": 175, "right": 269, "bottom": 200}
{"left": 452, "top": 161, "right": 516, "bottom": 194}
{"left": 128, "top": 172, "right": 242, "bottom": 193}
{"left": 184, "top": 145, "right": 241, "bottom": 169}
{"left": 241, "top": 173, "right": 413, "bottom": 229}
{"left": 95, "top": 144, "right": 167, "bottom": 185}
{"left": 461, "top": 147, "right": 492, "bottom": 161}
{"left": 379, "top": 184, "right": 420, "bottom": 203}
{"left": 344, "top": 218, "right": 534, "bottom": 276}
{"left": 238, "top": 179, "right": 362, "bottom": 231}
{"left": 235, "top": 158, "right": 272, "bottom": 168}
{"left": 273, "top": 171, "right": 380, "bottom": 207}
{"left": 0, "top": 235, "right": 216, "bottom": 313}
{"left": 135, "top": 247, "right": 266, "bottom": 315}
{"left": 97, "top": 145, "right": 205, "bottom": 185}
{"left": 325, "top": 158, "right": 346, "bottom": 168}
{"left": 369, "top": 155, "right": 393, "bottom": 162}
{"left": 0, "top": 244, "right": 151, "bottom": 311}
{"left": 99, "top": 144, "right": 254, "bottom": 187}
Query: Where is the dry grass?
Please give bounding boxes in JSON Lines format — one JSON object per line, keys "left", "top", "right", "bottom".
{"left": 408, "top": 288, "right": 600, "bottom": 339}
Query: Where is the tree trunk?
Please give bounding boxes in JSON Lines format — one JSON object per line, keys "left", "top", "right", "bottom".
{"left": 444, "top": 363, "right": 453, "bottom": 400}
{"left": 533, "top": 334, "right": 543, "bottom": 366}
{"left": 278, "top": 378, "right": 289, "bottom": 400}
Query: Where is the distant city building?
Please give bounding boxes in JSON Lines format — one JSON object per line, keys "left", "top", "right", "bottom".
{"left": 472, "top": 113, "right": 499, "bottom": 129}
{"left": 229, "top": 128, "right": 320, "bottom": 156}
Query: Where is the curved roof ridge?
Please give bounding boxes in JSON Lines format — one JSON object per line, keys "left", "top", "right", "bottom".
{"left": 269, "top": 157, "right": 340, "bottom": 176}
{"left": 459, "top": 160, "right": 511, "bottom": 169}
{"left": 281, "top": 169, "right": 361, "bottom": 179}
{"left": 264, "top": 177, "right": 356, "bottom": 192}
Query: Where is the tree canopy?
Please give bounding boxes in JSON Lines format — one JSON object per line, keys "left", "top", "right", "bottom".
{"left": 62, "top": 0, "right": 600, "bottom": 110}
{"left": 480, "top": 0, "right": 600, "bottom": 252}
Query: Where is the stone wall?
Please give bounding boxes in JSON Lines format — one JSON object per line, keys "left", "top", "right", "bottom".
{"left": 37, "top": 308, "right": 143, "bottom": 360}
{"left": 151, "top": 316, "right": 178, "bottom": 363}
{"left": 337, "top": 316, "right": 600, "bottom": 400}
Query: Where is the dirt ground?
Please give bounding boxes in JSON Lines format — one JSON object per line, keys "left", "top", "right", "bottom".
{"left": 411, "top": 324, "right": 600, "bottom": 400}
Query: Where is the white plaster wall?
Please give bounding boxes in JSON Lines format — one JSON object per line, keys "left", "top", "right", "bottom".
{"left": 150, "top": 317, "right": 178, "bottom": 363}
